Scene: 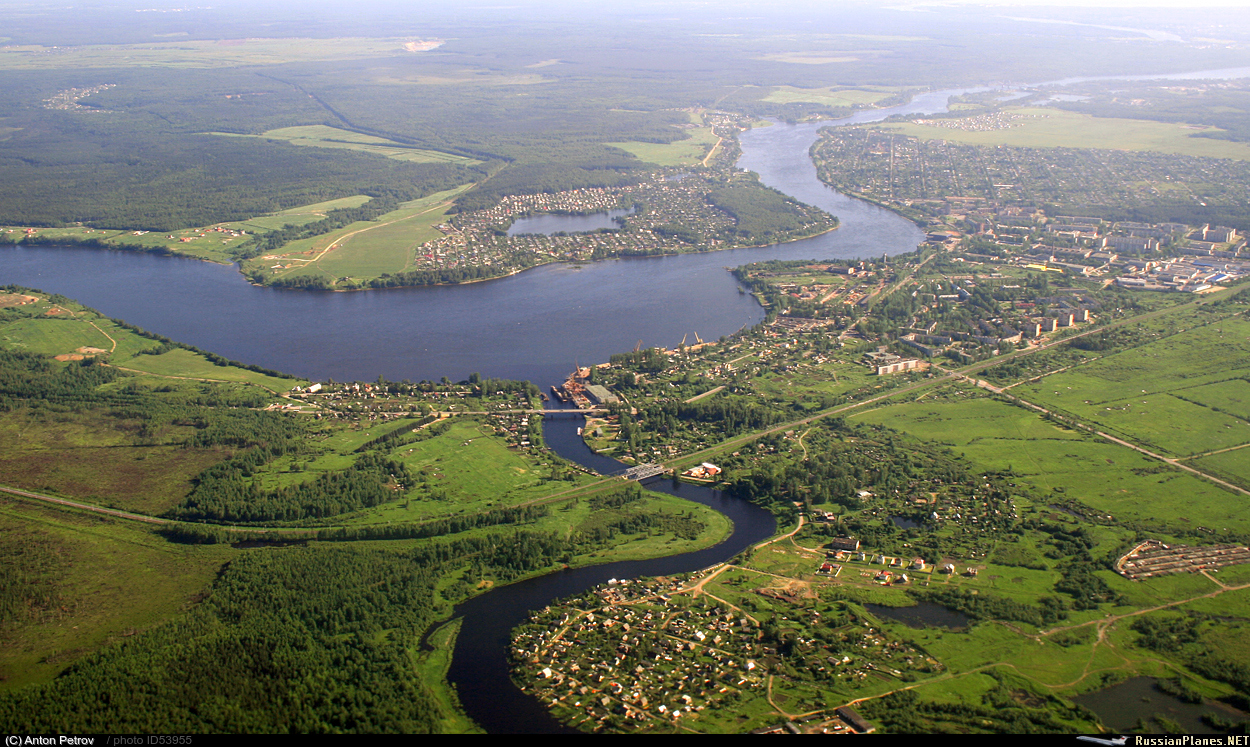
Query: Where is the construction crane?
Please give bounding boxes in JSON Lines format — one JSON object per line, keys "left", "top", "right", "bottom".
{"left": 694, "top": 331, "right": 703, "bottom": 345}
{"left": 679, "top": 332, "right": 688, "bottom": 348}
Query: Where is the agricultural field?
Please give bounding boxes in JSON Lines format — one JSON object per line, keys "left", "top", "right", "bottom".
{"left": 254, "top": 417, "right": 596, "bottom": 524}
{"left": 1188, "top": 448, "right": 1250, "bottom": 495}
{"left": 607, "top": 127, "right": 719, "bottom": 167}
{"left": 0, "top": 293, "right": 299, "bottom": 390}
{"left": 877, "top": 107, "right": 1250, "bottom": 161}
{"left": 241, "top": 185, "right": 473, "bottom": 285}
{"left": 0, "top": 403, "right": 225, "bottom": 515}
{"left": 272, "top": 195, "right": 373, "bottom": 216}
{"left": 608, "top": 111, "right": 721, "bottom": 166}
{"left": 235, "top": 413, "right": 731, "bottom": 562}
{"left": 112, "top": 348, "right": 299, "bottom": 391}
{"left": 215, "top": 126, "right": 480, "bottom": 166}
{"left": 761, "top": 85, "right": 902, "bottom": 109}
{"left": 850, "top": 390, "right": 1250, "bottom": 537}
{"left": 0, "top": 316, "right": 116, "bottom": 359}
{"left": 0, "top": 291, "right": 304, "bottom": 514}
{"left": 1012, "top": 315, "right": 1250, "bottom": 466}
{"left": 2, "top": 195, "right": 376, "bottom": 266}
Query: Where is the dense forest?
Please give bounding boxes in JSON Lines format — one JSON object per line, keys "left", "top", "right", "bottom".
{"left": 170, "top": 452, "right": 415, "bottom": 524}
{"left": 0, "top": 117, "right": 481, "bottom": 231}
{"left": 0, "top": 536, "right": 571, "bottom": 732}
{"left": 707, "top": 183, "right": 835, "bottom": 243}
{"left": 2, "top": 2, "right": 1240, "bottom": 235}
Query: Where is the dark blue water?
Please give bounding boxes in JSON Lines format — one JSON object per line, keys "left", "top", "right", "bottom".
{"left": 1072, "top": 677, "right": 1239, "bottom": 733}
{"left": 3, "top": 68, "right": 1249, "bottom": 390}
{"left": 447, "top": 412, "right": 776, "bottom": 734}
{"left": 506, "top": 208, "right": 634, "bottom": 236}
{"left": 0, "top": 93, "right": 931, "bottom": 389}
{"left": 864, "top": 601, "right": 971, "bottom": 630}
{"left": 6, "top": 67, "right": 1250, "bottom": 733}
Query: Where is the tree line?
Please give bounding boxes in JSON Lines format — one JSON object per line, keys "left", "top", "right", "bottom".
{"left": 169, "top": 452, "right": 415, "bottom": 524}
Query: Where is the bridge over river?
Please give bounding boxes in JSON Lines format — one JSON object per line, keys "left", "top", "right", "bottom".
{"left": 613, "top": 463, "right": 667, "bottom": 480}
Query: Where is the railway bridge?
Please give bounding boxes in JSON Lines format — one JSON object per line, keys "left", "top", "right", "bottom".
{"left": 616, "top": 463, "right": 667, "bottom": 481}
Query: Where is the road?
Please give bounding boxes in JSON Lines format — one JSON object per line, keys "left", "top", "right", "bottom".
{"left": 0, "top": 484, "right": 168, "bottom": 524}
{"left": 13, "top": 280, "right": 1250, "bottom": 539}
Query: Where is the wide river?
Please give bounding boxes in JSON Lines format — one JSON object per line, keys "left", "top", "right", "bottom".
{"left": 5, "top": 66, "right": 1250, "bottom": 386}
{"left": 6, "top": 65, "right": 1250, "bottom": 733}
{"left": 0, "top": 128, "right": 930, "bottom": 387}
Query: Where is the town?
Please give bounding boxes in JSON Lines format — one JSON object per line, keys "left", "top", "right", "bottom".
{"left": 511, "top": 566, "right": 935, "bottom": 734}
{"left": 402, "top": 166, "right": 837, "bottom": 279}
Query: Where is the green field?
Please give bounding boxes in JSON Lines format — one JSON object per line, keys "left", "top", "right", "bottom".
{"left": 113, "top": 348, "right": 300, "bottom": 392}
{"left": 412, "top": 619, "right": 484, "bottom": 733}
{"left": 0, "top": 409, "right": 226, "bottom": 515}
{"left": 608, "top": 128, "right": 720, "bottom": 166}
{"left": 0, "top": 37, "right": 442, "bottom": 70}
{"left": 241, "top": 415, "right": 732, "bottom": 561}
{"left": 0, "top": 497, "right": 234, "bottom": 691}
{"left": 849, "top": 392, "right": 1250, "bottom": 535}
{"left": 274, "top": 195, "right": 373, "bottom": 215}
{"left": 0, "top": 317, "right": 115, "bottom": 357}
{"left": 245, "top": 184, "right": 473, "bottom": 285}
{"left": 1012, "top": 317, "right": 1250, "bottom": 461}
{"left": 1177, "top": 378, "right": 1250, "bottom": 422}
{"left": 215, "top": 125, "right": 479, "bottom": 166}
{"left": 0, "top": 294, "right": 305, "bottom": 513}
{"left": 1188, "top": 448, "right": 1250, "bottom": 491}
{"left": 762, "top": 85, "right": 901, "bottom": 108}
{"left": 878, "top": 107, "right": 1250, "bottom": 160}
{"left": 330, "top": 418, "right": 597, "bottom": 523}
{"left": 3, "top": 201, "right": 354, "bottom": 266}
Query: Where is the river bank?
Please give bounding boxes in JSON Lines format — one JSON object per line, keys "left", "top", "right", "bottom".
{"left": 255, "top": 219, "right": 841, "bottom": 293}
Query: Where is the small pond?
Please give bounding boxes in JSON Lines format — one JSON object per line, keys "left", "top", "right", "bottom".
{"left": 1072, "top": 677, "right": 1242, "bottom": 733}
{"left": 1048, "top": 504, "right": 1084, "bottom": 519}
{"left": 864, "top": 601, "right": 972, "bottom": 630}
{"left": 890, "top": 515, "right": 922, "bottom": 529}
{"left": 506, "top": 207, "right": 635, "bottom": 236}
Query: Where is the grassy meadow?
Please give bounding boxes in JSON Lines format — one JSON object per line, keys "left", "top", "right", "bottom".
{"left": 215, "top": 125, "right": 480, "bottom": 166}
{"left": 608, "top": 127, "right": 719, "bottom": 166}
{"left": 1012, "top": 315, "right": 1250, "bottom": 467}
{"left": 3, "top": 194, "right": 377, "bottom": 266}
{"left": 244, "top": 185, "right": 473, "bottom": 285}
{"left": 877, "top": 106, "right": 1250, "bottom": 160}
{"left": 112, "top": 348, "right": 297, "bottom": 391}
{"left": 762, "top": 85, "right": 902, "bottom": 109}
{"left": 850, "top": 391, "right": 1250, "bottom": 535}
{"left": 0, "top": 496, "right": 235, "bottom": 691}
{"left": 0, "top": 37, "right": 442, "bottom": 70}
